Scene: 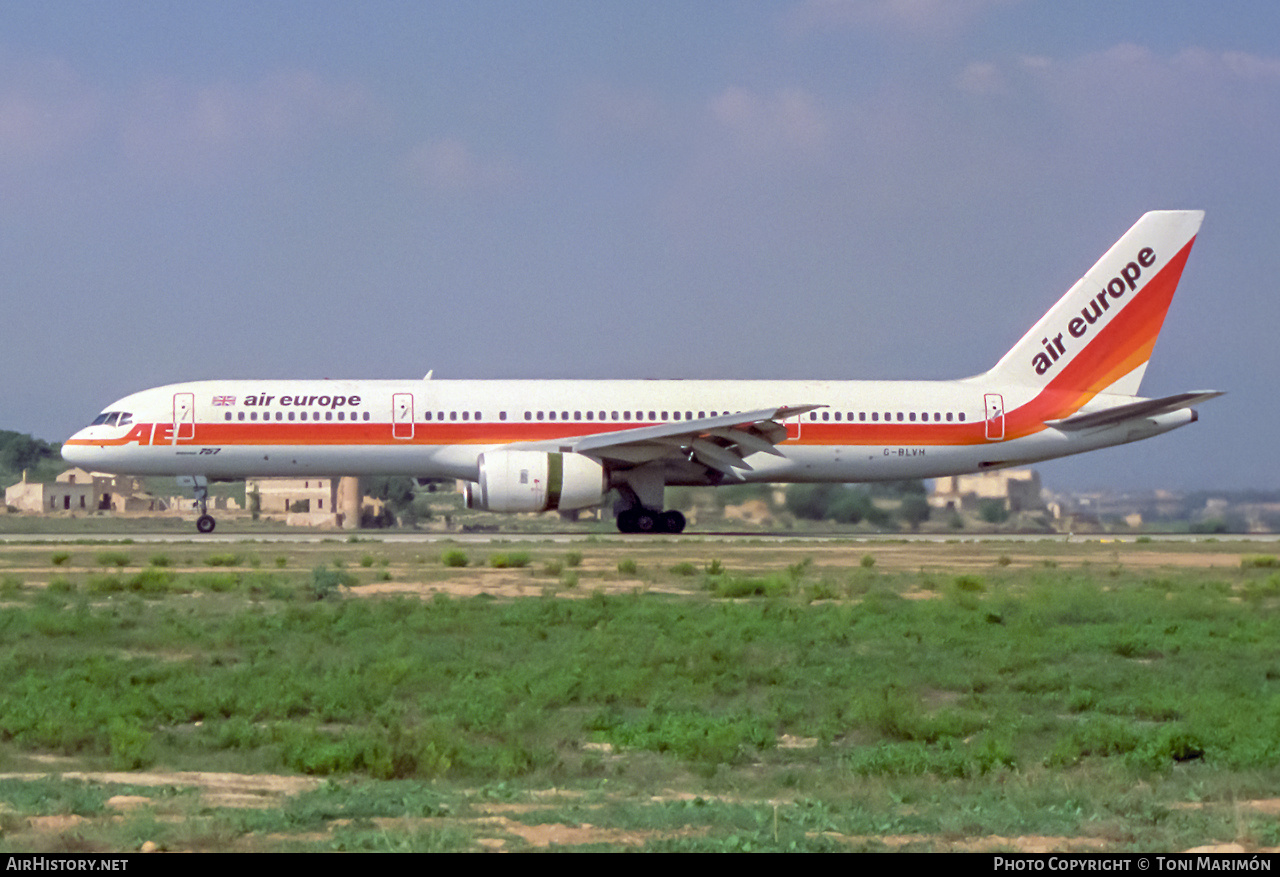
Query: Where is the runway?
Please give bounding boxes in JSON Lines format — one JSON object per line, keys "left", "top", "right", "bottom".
{"left": 1, "top": 529, "right": 1277, "bottom": 544}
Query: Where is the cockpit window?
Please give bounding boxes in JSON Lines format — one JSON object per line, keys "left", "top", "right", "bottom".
{"left": 89, "top": 411, "right": 131, "bottom": 427}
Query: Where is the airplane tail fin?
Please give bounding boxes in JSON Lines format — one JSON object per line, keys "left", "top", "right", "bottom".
{"left": 984, "top": 210, "right": 1204, "bottom": 398}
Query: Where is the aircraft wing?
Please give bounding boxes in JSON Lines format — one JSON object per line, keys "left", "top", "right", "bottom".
{"left": 504, "top": 405, "right": 822, "bottom": 476}
{"left": 1047, "top": 391, "right": 1223, "bottom": 431}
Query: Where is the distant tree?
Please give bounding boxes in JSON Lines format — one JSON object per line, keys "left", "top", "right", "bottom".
{"left": 867, "top": 479, "right": 927, "bottom": 497}
{"left": 784, "top": 483, "right": 875, "bottom": 524}
{"left": 898, "top": 495, "right": 931, "bottom": 530}
{"left": 363, "top": 476, "right": 422, "bottom": 527}
{"left": 0, "top": 431, "right": 58, "bottom": 475}
{"left": 979, "top": 499, "right": 1010, "bottom": 524}
{"left": 0, "top": 430, "right": 61, "bottom": 485}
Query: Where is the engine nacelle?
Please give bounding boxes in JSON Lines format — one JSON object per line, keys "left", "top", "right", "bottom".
{"left": 464, "top": 450, "right": 605, "bottom": 513}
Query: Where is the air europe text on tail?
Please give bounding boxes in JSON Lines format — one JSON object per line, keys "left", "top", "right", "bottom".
{"left": 986, "top": 210, "right": 1204, "bottom": 398}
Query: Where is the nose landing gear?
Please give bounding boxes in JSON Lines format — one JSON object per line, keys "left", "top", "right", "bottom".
{"left": 179, "top": 476, "right": 216, "bottom": 534}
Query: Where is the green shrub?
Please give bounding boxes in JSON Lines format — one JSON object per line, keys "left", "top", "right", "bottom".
{"left": 441, "top": 549, "right": 469, "bottom": 568}
{"left": 148, "top": 554, "right": 172, "bottom": 567}
{"left": 860, "top": 554, "right": 876, "bottom": 569}
{"left": 86, "top": 573, "right": 124, "bottom": 594}
{"left": 127, "top": 568, "right": 177, "bottom": 594}
{"left": 96, "top": 551, "right": 129, "bottom": 568}
{"left": 669, "top": 562, "right": 697, "bottom": 576}
{"left": 710, "top": 574, "right": 791, "bottom": 598}
{"left": 204, "top": 553, "right": 241, "bottom": 567}
{"left": 489, "top": 552, "right": 530, "bottom": 569}
{"left": 50, "top": 552, "right": 71, "bottom": 566}
{"left": 311, "top": 565, "right": 356, "bottom": 600}
{"left": 1242, "top": 555, "right": 1280, "bottom": 569}
{"left": 108, "top": 718, "right": 154, "bottom": 770}
{"left": 564, "top": 551, "right": 583, "bottom": 568}
{"left": 617, "top": 558, "right": 638, "bottom": 575}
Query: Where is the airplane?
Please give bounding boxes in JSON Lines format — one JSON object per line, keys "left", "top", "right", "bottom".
{"left": 63, "top": 210, "right": 1220, "bottom": 534}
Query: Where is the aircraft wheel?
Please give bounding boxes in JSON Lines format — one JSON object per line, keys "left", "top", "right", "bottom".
{"left": 661, "top": 510, "right": 686, "bottom": 534}
{"left": 196, "top": 514, "right": 216, "bottom": 534}
{"left": 616, "top": 510, "right": 637, "bottom": 533}
{"left": 633, "top": 510, "right": 657, "bottom": 533}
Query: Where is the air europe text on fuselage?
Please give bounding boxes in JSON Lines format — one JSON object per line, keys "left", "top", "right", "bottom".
{"left": 1031, "top": 247, "right": 1156, "bottom": 377}
{"left": 239, "top": 393, "right": 362, "bottom": 410}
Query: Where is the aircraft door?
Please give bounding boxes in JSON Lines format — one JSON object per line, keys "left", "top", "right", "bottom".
{"left": 984, "top": 393, "right": 1005, "bottom": 441}
{"left": 392, "top": 393, "right": 415, "bottom": 440}
{"left": 173, "top": 393, "right": 196, "bottom": 442}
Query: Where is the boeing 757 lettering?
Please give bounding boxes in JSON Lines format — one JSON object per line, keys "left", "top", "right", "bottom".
{"left": 63, "top": 211, "right": 1220, "bottom": 534}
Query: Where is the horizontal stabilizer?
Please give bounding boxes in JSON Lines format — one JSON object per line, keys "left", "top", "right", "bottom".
{"left": 1047, "top": 391, "right": 1223, "bottom": 431}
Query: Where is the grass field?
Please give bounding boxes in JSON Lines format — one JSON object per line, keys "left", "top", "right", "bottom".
{"left": 1, "top": 535, "right": 1279, "bottom": 852}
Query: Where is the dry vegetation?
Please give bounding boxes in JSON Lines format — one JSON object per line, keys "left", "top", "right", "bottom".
{"left": 1, "top": 535, "right": 1279, "bottom": 852}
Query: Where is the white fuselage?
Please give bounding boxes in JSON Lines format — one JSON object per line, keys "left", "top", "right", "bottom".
{"left": 61, "top": 377, "right": 1194, "bottom": 485}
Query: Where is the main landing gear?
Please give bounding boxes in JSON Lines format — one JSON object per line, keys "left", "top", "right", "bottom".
{"left": 616, "top": 508, "right": 686, "bottom": 534}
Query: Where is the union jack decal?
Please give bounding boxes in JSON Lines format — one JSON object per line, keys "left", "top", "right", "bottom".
{"left": 212, "top": 396, "right": 236, "bottom": 406}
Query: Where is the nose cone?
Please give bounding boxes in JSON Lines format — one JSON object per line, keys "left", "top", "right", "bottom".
{"left": 62, "top": 429, "right": 104, "bottom": 470}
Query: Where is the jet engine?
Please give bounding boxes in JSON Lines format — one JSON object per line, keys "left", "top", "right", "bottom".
{"left": 464, "top": 450, "right": 605, "bottom": 513}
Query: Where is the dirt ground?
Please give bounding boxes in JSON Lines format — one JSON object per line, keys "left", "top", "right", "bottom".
{"left": 1, "top": 536, "right": 1273, "bottom": 852}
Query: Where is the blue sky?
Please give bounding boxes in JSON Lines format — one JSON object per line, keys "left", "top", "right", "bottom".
{"left": 3, "top": 1, "right": 1277, "bottom": 491}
